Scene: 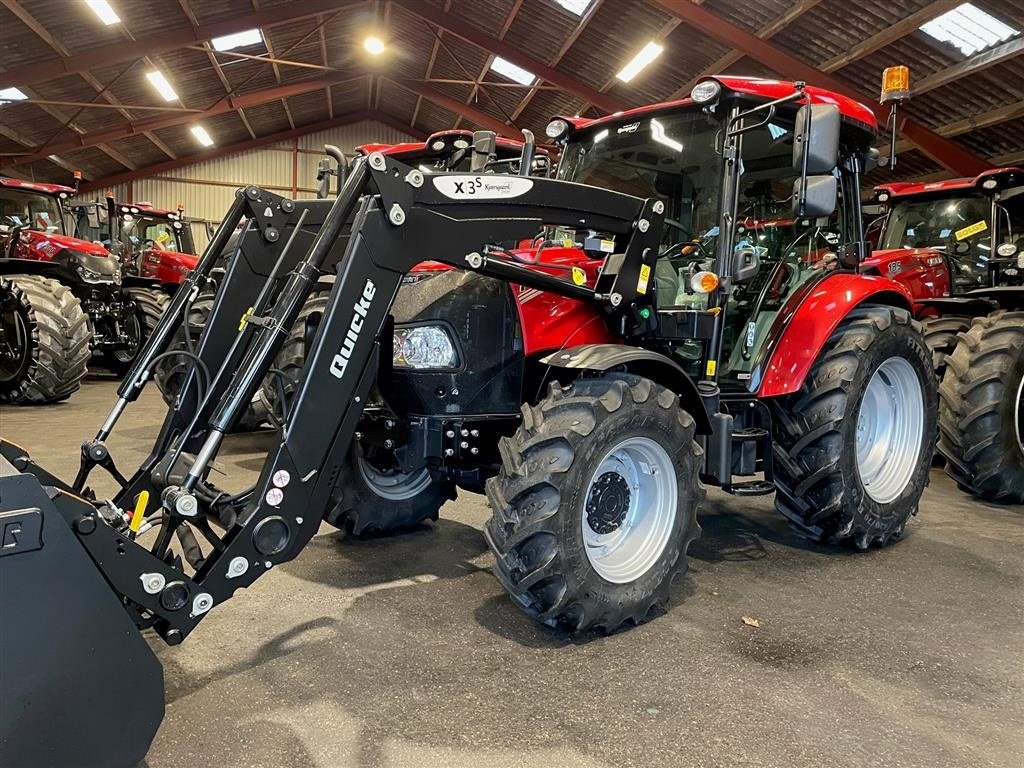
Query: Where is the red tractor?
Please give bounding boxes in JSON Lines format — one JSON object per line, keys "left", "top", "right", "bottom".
{"left": 261, "top": 78, "right": 940, "bottom": 630}
{"left": 0, "top": 79, "right": 941, "bottom": 768}
{"left": 0, "top": 176, "right": 168, "bottom": 402}
{"left": 108, "top": 200, "right": 199, "bottom": 289}
{"left": 869, "top": 167, "right": 1023, "bottom": 503}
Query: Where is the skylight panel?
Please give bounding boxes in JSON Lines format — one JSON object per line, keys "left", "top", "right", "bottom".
{"left": 553, "top": 0, "right": 593, "bottom": 15}
{"left": 211, "top": 29, "right": 264, "bottom": 52}
{"left": 490, "top": 57, "right": 536, "bottom": 86}
{"left": 919, "top": 3, "right": 1019, "bottom": 56}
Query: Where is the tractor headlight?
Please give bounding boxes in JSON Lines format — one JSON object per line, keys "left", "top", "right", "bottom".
{"left": 981, "top": 178, "right": 998, "bottom": 190}
{"left": 690, "top": 80, "right": 721, "bottom": 104}
{"left": 545, "top": 118, "right": 570, "bottom": 140}
{"left": 393, "top": 325, "right": 458, "bottom": 369}
{"left": 66, "top": 250, "right": 118, "bottom": 284}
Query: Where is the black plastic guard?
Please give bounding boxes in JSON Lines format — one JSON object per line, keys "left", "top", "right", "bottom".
{"left": 0, "top": 464, "right": 164, "bottom": 768}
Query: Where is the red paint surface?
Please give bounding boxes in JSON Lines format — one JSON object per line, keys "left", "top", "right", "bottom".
{"left": 139, "top": 248, "right": 197, "bottom": 284}
{"left": 13, "top": 229, "right": 111, "bottom": 261}
{"left": 0, "top": 176, "right": 77, "bottom": 196}
{"left": 875, "top": 167, "right": 1022, "bottom": 200}
{"left": 558, "top": 76, "right": 877, "bottom": 136}
{"left": 863, "top": 248, "right": 951, "bottom": 305}
{"left": 757, "top": 272, "right": 914, "bottom": 397}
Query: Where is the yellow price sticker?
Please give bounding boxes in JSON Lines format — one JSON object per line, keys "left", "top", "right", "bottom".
{"left": 637, "top": 264, "right": 652, "bottom": 294}
{"left": 706, "top": 360, "right": 717, "bottom": 376}
{"left": 954, "top": 220, "right": 987, "bottom": 241}
{"left": 571, "top": 266, "right": 587, "bottom": 286}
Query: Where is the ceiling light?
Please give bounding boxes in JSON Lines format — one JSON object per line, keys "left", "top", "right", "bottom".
{"left": 490, "top": 56, "right": 536, "bottom": 86}
{"left": 190, "top": 125, "right": 214, "bottom": 147}
{"left": 85, "top": 0, "right": 120, "bottom": 25}
{"left": 211, "top": 29, "right": 264, "bottom": 51}
{"left": 553, "top": 0, "right": 592, "bottom": 15}
{"left": 0, "top": 87, "right": 28, "bottom": 103}
{"left": 616, "top": 41, "right": 664, "bottom": 83}
{"left": 364, "top": 36, "right": 386, "bottom": 55}
{"left": 146, "top": 70, "right": 178, "bottom": 102}
{"left": 919, "top": 3, "right": 1019, "bottom": 56}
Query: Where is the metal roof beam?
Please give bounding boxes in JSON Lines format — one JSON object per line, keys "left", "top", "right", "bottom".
{"left": 912, "top": 38, "right": 1024, "bottom": 96}
{"left": 76, "top": 110, "right": 422, "bottom": 194}
{"left": 392, "top": 0, "right": 625, "bottom": 114}
{"left": 2, "top": 75, "right": 366, "bottom": 169}
{"left": 390, "top": 78, "right": 526, "bottom": 140}
{"left": 0, "top": 0, "right": 349, "bottom": 90}
{"left": 651, "top": 0, "right": 992, "bottom": 176}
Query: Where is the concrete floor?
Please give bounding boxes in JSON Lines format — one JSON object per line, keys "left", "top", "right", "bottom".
{"left": 2, "top": 376, "right": 1022, "bottom": 768}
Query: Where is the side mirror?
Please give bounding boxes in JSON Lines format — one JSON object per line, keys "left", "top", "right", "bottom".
{"left": 792, "top": 175, "right": 837, "bottom": 219}
{"left": 471, "top": 130, "right": 497, "bottom": 173}
{"left": 792, "top": 103, "right": 840, "bottom": 174}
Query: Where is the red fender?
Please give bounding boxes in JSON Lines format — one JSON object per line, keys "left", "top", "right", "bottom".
{"left": 752, "top": 272, "right": 914, "bottom": 397}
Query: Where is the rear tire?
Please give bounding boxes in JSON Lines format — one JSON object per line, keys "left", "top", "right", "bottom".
{"left": 485, "top": 374, "right": 704, "bottom": 634}
{"left": 324, "top": 445, "right": 455, "bottom": 535}
{"left": 771, "top": 306, "right": 937, "bottom": 549}
{"left": 0, "top": 275, "right": 90, "bottom": 404}
{"left": 921, "top": 315, "right": 971, "bottom": 376}
{"left": 937, "top": 311, "right": 1024, "bottom": 505}
{"left": 105, "top": 287, "right": 169, "bottom": 376}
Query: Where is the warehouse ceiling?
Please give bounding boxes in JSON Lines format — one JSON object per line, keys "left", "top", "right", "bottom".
{"left": 0, "top": 0, "right": 1021, "bottom": 191}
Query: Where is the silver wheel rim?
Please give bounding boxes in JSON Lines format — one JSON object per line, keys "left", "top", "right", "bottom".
{"left": 582, "top": 436, "right": 677, "bottom": 584}
{"left": 856, "top": 356, "right": 924, "bottom": 504}
{"left": 356, "top": 455, "right": 433, "bottom": 501}
{"left": 1014, "top": 374, "right": 1023, "bottom": 456}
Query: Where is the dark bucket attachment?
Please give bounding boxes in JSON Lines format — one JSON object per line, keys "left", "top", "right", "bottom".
{"left": 0, "top": 460, "right": 164, "bottom": 768}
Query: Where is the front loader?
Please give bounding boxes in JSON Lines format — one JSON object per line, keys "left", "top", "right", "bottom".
{"left": 0, "top": 143, "right": 664, "bottom": 768}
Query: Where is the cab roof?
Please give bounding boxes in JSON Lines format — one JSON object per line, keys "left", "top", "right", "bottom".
{"left": 356, "top": 129, "right": 542, "bottom": 161}
{"left": 112, "top": 201, "right": 183, "bottom": 219}
{"left": 874, "top": 167, "right": 1022, "bottom": 200}
{"left": 557, "top": 76, "right": 877, "bottom": 138}
{"left": 0, "top": 176, "right": 77, "bottom": 196}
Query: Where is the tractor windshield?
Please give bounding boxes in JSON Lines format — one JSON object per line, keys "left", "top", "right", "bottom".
{"left": 879, "top": 194, "right": 993, "bottom": 290}
{"left": 558, "top": 106, "right": 853, "bottom": 382}
{"left": 0, "top": 188, "right": 65, "bottom": 235}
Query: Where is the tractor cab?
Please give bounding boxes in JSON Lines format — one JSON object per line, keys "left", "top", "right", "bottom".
{"left": 873, "top": 167, "right": 1023, "bottom": 291}
{"left": 0, "top": 175, "right": 120, "bottom": 284}
{"left": 109, "top": 200, "right": 198, "bottom": 287}
{"left": 548, "top": 76, "right": 879, "bottom": 390}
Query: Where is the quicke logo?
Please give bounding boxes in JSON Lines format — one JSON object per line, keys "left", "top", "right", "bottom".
{"left": 329, "top": 279, "right": 376, "bottom": 379}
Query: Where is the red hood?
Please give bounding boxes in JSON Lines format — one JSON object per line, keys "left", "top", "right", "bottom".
{"left": 410, "top": 245, "right": 598, "bottom": 275}
{"left": 21, "top": 229, "right": 112, "bottom": 257}
{"left": 152, "top": 249, "right": 198, "bottom": 269}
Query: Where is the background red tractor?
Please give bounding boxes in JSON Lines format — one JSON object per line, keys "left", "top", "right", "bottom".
{"left": 869, "top": 167, "right": 1023, "bottom": 503}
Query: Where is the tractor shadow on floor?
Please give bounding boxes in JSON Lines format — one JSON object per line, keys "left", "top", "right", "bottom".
{"left": 689, "top": 497, "right": 834, "bottom": 563}
{"left": 280, "top": 518, "right": 490, "bottom": 590}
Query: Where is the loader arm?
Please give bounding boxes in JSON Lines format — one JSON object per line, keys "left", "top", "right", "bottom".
{"left": 3, "top": 153, "right": 664, "bottom": 645}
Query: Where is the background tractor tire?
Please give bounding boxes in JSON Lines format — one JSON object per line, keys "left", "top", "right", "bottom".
{"left": 0, "top": 275, "right": 90, "bottom": 404}
{"left": 937, "top": 311, "right": 1024, "bottom": 505}
{"left": 260, "top": 292, "right": 328, "bottom": 422}
{"left": 106, "top": 287, "right": 169, "bottom": 376}
{"left": 153, "top": 289, "right": 267, "bottom": 430}
{"left": 324, "top": 445, "right": 455, "bottom": 535}
{"left": 771, "top": 306, "right": 937, "bottom": 549}
{"left": 485, "top": 374, "right": 704, "bottom": 634}
{"left": 921, "top": 315, "right": 971, "bottom": 376}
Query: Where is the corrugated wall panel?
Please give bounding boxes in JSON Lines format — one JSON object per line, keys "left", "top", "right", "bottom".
{"left": 71, "top": 120, "right": 416, "bottom": 250}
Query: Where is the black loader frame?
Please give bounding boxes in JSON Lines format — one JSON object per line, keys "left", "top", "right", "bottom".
{"left": 0, "top": 151, "right": 663, "bottom": 768}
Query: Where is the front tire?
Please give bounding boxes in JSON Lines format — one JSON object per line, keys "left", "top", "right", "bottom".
{"left": 485, "top": 375, "right": 704, "bottom": 634}
{"left": 0, "top": 275, "right": 91, "bottom": 404}
{"left": 324, "top": 445, "right": 455, "bottom": 535}
{"left": 937, "top": 311, "right": 1024, "bottom": 505}
{"left": 771, "top": 306, "right": 937, "bottom": 548}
